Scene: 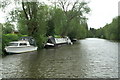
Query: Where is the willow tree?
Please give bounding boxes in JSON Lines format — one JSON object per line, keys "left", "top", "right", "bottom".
{"left": 56, "top": 0, "right": 90, "bottom": 36}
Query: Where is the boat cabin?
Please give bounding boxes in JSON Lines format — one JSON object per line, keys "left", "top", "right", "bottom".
{"left": 19, "top": 36, "right": 37, "bottom": 46}
{"left": 8, "top": 41, "right": 30, "bottom": 47}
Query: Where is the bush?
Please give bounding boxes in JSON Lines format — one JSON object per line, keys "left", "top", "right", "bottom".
{"left": 2, "top": 34, "right": 28, "bottom": 55}
{"left": 35, "top": 34, "right": 47, "bottom": 49}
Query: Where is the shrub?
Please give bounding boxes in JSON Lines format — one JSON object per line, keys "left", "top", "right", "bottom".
{"left": 2, "top": 34, "right": 28, "bottom": 55}
{"left": 35, "top": 34, "right": 47, "bottom": 49}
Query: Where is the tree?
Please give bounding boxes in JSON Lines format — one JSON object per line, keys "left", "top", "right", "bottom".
{"left": 1, "top": 0, "right": 91, "bottom": 49}
{"left": 55, "top": 0, "right": 90, "bottom": 36}
{"left": 2, "top": 22, "right": 15, "bottom": 34}
{"left": 88, "top": 28, "right": 96, "bottom": 38}
{"left": 21, "top": 1, "right": 47, "bottom": 48}
{"left": 46, "top": 19, "right": 55, "bottom": 36}
{"left": 94, "top": 16, "right": 120, "bottom": 40}
{"left": 21, "top": 1, "right": 38, "bottom": 36}
{"left": 103, "top": 17, "right": 119, "bottom": 40}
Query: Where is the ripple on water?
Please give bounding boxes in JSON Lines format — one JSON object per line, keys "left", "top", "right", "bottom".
{"left": 2, "top": 38, "right": 119, "bottom": 78}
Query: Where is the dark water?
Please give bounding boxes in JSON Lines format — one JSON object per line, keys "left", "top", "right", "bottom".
{"left": 2, "top": 38, "right": 119, "bottom": 78}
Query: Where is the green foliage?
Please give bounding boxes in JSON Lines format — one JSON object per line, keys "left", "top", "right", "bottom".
{"left": 34, "top": 34, "right": 47, "bottom": 49}
{"left": 56, "top": 1, "right": 90, "bottom": 36}
{"left": 95, "top": 28, "right": 104, "bottom": 38}
{"left": 2, "top": 22, "right": 15, "bottom": 34}
{"left": 2, "top": 34, "right": 19, "bottom": 54}
{"left": 52, "top": 8, "right": 67, "bottom": 35}
{"left": 54, "top": 35, "right": 62, "bottom": 38}
{"left": 3, "top": 0, "right": 90, "bottom": 49}
{"left": 17, "top": 11, "right": 28, "bottom": 35}
{"left": 90, "top": 16, "right": 119, "bottom": 40}
{"left": 16, "top": 3, "right": 49, "bottom": 49}
{"left": 46, "top": 19, "right": 55, "bottom": 36}
{"left": 88, "top": 28, "right": 96, "bottom": 38}
{"left": 101, "top": 16, "right": 119, "bottom": 40}
{"left": 17, "top": 1, "right": 90, "bottom": 48}
{"left": 2, "top": 34, "right": 28, "bottom": 54}
{"left": 2, "top": 34, "right": 19, "bottom": 45}
{"left": 68, "top": 19, "right": 88, "bottom": 39}
{"left": 0, "top": 23, "right": 2, "bottom": 55}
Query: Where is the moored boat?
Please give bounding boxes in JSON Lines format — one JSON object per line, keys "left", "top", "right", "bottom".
{"left": 5, "top": 37, "right": 38, "bottom": 54}
{"left": 44, "top": 36, "right": 73, "bottom": 48}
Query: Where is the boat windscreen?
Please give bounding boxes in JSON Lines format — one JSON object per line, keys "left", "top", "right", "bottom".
{"left": 9, "top": 43, "right": 18, "bottom": 46}
{"left": 19, "top": 43, "right": 27, "bottom": 46}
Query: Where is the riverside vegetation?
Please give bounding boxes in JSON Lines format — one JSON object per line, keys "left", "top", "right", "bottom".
{"left": 0, "top": 0, "right": 120, "bottom": 55}
{"left": 88, "top": 16, "right": 120, "bottom": 40}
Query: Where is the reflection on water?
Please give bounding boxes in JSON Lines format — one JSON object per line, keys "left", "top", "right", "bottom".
{"left": 2, "top": 38, "right": 118, "bottom": 78}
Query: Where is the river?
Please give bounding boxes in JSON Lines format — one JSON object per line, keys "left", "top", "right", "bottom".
{"left": 1, "top": 38, "right": 119, "bottom": 78}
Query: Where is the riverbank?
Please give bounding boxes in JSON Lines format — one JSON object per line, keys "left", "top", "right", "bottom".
{"left": 2, "top": 37, "right": 119, "bottom": 56}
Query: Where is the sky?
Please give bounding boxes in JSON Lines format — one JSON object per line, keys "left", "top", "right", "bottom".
{"left": 0, "top": 0, "right": 119, "bottom": 29}
{"left": 87, "top": 0, "right": 119, "bottom": 29}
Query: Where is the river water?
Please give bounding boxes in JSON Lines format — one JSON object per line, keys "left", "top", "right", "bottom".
{"left": 1, "top": 38, "right": 119, "bottom": 78}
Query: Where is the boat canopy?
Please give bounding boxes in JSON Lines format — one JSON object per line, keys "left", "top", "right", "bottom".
{"left": 19, "top": 36, "right": 37, "bottom": 46}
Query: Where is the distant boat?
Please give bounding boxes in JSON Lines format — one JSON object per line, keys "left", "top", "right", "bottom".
{"left": 44, "top": 36, "right": 73, "bottom": 48}
{"left": 5, "top": 37, "right": 38, "bottom": 54}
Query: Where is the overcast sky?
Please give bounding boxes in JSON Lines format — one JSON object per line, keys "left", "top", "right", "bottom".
{"left": 87, "top": 0, "right": 119, "bottom": 29}
{"left": 0, "top": 0, "right": 119, "bottom": 29}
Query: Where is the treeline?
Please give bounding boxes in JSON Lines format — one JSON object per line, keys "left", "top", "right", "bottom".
{"left": 88, "top": 16, "right": 120, "bottom": 40}
{"left": 1, "top": 0, "right": 90, "bottom": 50}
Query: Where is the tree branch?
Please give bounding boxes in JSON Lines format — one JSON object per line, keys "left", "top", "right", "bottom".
{"left": 27, "top": 2, "right": 32, "bottom": 19}
{"left": 22, "top": 2, "right": 29, "bottom": 20}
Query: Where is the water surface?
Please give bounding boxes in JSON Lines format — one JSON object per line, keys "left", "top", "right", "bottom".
{"left": 2, "top": 38, "right": 119, "bottom": 78}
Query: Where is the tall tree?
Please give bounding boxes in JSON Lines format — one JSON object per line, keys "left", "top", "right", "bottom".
{"left": 57, "top": 0, "right": 90, "bottom": 36}
{"left": 22, "top": 1, "right": 38, "bottom": 36}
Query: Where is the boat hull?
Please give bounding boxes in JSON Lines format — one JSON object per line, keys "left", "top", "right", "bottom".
{"left": 5, "top": 46, "right": 38, "bottom": 54}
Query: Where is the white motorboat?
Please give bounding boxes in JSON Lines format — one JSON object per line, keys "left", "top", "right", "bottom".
{"left": 5, "top": 40, "right": 38, "bottom": 54}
